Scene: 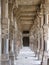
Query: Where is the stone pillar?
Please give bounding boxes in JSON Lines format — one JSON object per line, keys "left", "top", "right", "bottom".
{"left": 41, "top": 29, "right": 44, "bottom": 51}
{"left": 38, "top": 32, "right": 40, "bottom": 52}
{"left": 9, "top": 5, "right": 15, "bottom": 65}
{"left": 43, "top": 3, "right": 49, "bottom": 51}
{"left": 14, "top": 20, "right": 17, "bottom": 58}
{"left": 5, "top": 38, "right": 9, "bottom": 54}
{"left": 37, "top": 16, "right": 41, "bottom": 51}
{"left": 36, "top": 16, "right": 41, "bottom": 59}
{"left": 1, "top": 0, "right": 10, "bottom": 65}
{"left": 40, "top": 15, "right": 44, "bottom": 50}
{"left": 39, "top": 5, "right": 44, "bottom": 59}
{"left": 9, "top": 39, "right": 15, "bottom": 65}
{"left": 41, "top": 2, "right": 49, "bottom": 65}
{"left": 2, "top": 37, "right": 9, "bottom": 55}
{"left": 1, "top": 0, "right": 9, "bottom": 53}
{"left": 0, "top": 0, "right": 1, "bottom": 65}
{"left": 37, "top": 31, "right": 41, "bottom": 59}
{"left": 9, "top": 39, "right": 14, "bottom": 52}
{"left": 47, "top": 28, "right": 49, "bottom": 51}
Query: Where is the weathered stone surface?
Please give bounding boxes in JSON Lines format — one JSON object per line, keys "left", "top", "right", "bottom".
{"left": 1, "top": 0, "right": 49, "bottom": 65}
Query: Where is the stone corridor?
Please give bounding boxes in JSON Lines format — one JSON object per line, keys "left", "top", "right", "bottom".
{"left": 0, "top": 0, "right": 49, "bottom": 65}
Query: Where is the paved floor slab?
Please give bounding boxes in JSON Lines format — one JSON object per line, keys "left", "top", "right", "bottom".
{"left": 14, "top": 47, "right": 41, "bottom": 65}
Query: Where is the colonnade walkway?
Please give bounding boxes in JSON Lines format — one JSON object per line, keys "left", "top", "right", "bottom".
{"left": 14, "top": 47, "right": 41, "bottom": 65}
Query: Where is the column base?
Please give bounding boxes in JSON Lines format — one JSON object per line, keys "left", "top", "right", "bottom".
{"left": 0, "top": 56, "right": 1, "bottom": 65}
{"left": 39, "top": 50, "right": 43, "bottom": 60}
{"left": 1, "top": 60, "right": 10, "bottom": 65}
{"left": 9, "top": 52, "right": 15, "bottom": 65}
{"left": 1, "top": 54, "right": 9, "bottom": 65}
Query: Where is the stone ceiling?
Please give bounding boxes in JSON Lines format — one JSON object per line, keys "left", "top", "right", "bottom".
{"left": 14, "top": 0, "right": 41, "bottom": 32}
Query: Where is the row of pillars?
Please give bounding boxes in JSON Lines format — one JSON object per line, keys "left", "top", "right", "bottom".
{"left": 30, "top": 2, "right": 49, "bottom": 65}
{"left": 0, "top": 0, "right": 23, "bottom": 65}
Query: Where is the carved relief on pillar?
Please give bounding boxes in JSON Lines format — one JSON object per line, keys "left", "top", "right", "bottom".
{"left": 42, "top": 3, "right": 49, "bottom": 25}
{"left": 1, "top": 0, "right": 9, "bottom": 39}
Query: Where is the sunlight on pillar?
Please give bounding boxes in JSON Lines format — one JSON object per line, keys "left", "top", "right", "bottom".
{"left": 46, "top": 14, "right": 48, "bottom": 24}
{"left": 6, "top": 39, "right": 9, "bottom": 54}
{"left": 47, "top": 28, "right": 49, "bottom": 51}
{"left": 12, "top": 40, "right": 14, "bottom": 53}
{"left": 47, "top": 40, "right": 49, "bottom": 51}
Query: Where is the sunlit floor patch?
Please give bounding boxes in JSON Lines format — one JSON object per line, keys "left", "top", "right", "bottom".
{"left": 14, "top": 47, "right": 41, "bottom": 65}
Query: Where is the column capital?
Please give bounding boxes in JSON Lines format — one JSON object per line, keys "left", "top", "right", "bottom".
{"left": 43, "top": 24, "right": 48, "bottom": 28}
{"left": 43, "top": 3, "right": 49, "bottom": 14}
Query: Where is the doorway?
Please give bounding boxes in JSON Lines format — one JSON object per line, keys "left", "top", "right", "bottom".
{"left": 23, "top": 37, "right": 29, "bottom": 46}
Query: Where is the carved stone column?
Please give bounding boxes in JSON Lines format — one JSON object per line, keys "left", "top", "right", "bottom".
{"left": 9, "top": 5, "right": 15, "bottom": 65}
{"left": 38, "top": 5, "right": 44, "bottom": 60}
{"left": 1, "top": 0, "right": 10, "bottom": 65}
{"left": 41, "top": 2, "right": 49, "bottom": 65}
{"left": 6, "top": 39, "right": 9, "bottom": 54}
{"left": 3, "top": 36, "right": 9, "bottom": 55}
{"left": 38, "top": 31, "right": 40, "bottom": 52}
{"left": 37, "top": 16, "right": 41, "bottom": 51}
{"left": 43, "top": 3, "right": 49, "bottom": 51}
{"left": 0, "top": 0, "right": 1, "bottom": 65}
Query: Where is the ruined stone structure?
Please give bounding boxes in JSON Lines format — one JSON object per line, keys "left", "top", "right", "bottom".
{"left": 0, "top": 0, "right": 49, "bottom": 65}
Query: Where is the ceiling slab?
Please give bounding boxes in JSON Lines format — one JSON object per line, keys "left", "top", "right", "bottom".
{"left": 15, "top": 0, "right": 41, "bottom": 31}
{"left": 18, "top": 0, "right": 41, "bottom": 5}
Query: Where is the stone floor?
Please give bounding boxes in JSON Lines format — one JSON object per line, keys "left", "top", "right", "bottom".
{"left": 14, "top": 47, "right": 41, "bottom": 65}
